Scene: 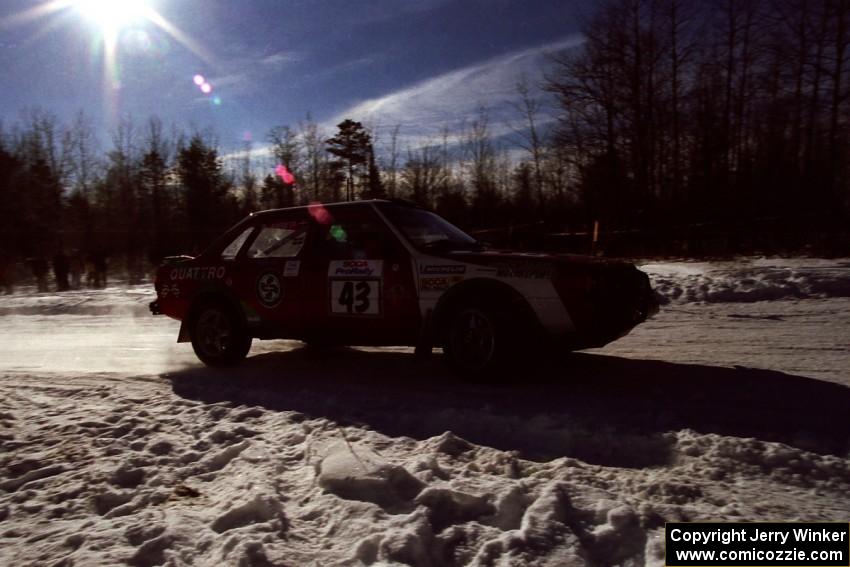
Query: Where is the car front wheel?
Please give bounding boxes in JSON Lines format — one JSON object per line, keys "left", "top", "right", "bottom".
{"left": 190, "top": 303, "right": 252, "bottom": 367}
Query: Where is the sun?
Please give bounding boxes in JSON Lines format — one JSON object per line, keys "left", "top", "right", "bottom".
{"left": 1, "top": 0, "right": 214, "bottom": 120}
{"left": 72, "top": 0, "right": 151, "bottom": 35}
{"left": 2, "top": 1, "right": 211, "bottom": 63}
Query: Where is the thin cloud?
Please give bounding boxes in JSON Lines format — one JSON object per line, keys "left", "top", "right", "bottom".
{"left": 349, "top": 0, "right": 454, "bottom": 26}
{"left": 223, "top": 37, "right": 584, "bottom": 168}
{"left": 329, "top": 35, "right": 584, "bottom": 146}
{"left": 221, "top": 143, "right": 275, "bottom": 170}
{"left": 298, "top": 53, "right": 387, "bottom": 86}
{"left": 207, "top": 49, "right": 302, "bottom": 96}
{"left": 261, "top": 51, "right": 302, "bottom": 68}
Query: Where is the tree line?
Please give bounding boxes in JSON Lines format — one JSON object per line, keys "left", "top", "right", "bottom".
{"left": 0, "top": 103, "right": 576, "bottom": 285}
{"left": 547, "top": 0, "right": 850, "bottom": 249}
{"left": 1, "top": 0, "right": 848, "bottom": 287}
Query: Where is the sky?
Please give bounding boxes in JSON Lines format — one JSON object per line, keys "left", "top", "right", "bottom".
{"left": 0, "top": 0, "right": 586, "bottom": 160}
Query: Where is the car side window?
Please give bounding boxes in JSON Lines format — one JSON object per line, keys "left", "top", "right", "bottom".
{"left": 314, "top": 207, "right": 398, "bottom": 260}
{"left": 246, "top": 220, "right": 309, "bottom": 259}
{"left": 220, "top": 226, "right": 254, "bottom": 260}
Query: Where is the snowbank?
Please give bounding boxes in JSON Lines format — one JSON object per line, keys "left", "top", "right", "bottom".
{"left": 2, "top": 258, "right": 849, "bottom": 317}
{"left": 0, "top": 364, "right": 847, "bottom": 566}
{"left": 0, "top": 258, "right": 848, "bottom": 565}
{"left": 0, "top": 285, "right": 153, "bottom": 317}
{"left": 643, "top": 258, "right": 850, "bottom": 304}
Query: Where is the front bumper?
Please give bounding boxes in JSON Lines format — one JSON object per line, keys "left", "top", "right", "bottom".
{"left": 559, "top": 265, "right": 659, "bottom": 349}
{"left": 637, "top": 278, "right": 660, "bottom": 321}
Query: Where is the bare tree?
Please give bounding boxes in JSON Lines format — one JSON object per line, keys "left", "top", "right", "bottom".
{"left": 827, "top": 0, "right": 850, "bottom": 203}
{"left": 238, "top": 138, "right": 258, "bottom": 213}
{"left": 508, "top": 77, "right": 548, "bottom": 215}
{"left": 139, "top": 117, "right": 172, "bottom": 261}
{"left": 663, "top": 0, "right": 697, "bottom": 205}
{"left": 400, "top": 142, "right": 445, "bottom": 207}
{"left": 268, "top": 125, "right": 301, "bottom": 173}
{"left": 69, "top": 111, "right": 100, "bottom": 199}
{"left": 299, "top": 113, "right": 325, "bottom": 202}
{"left": 462, "top": 106, "right": 498, "bottom": 226}
{"left": 106, "top": 116, "right": 144, "bottom": 280}
{"left": 384, "top": 124, "right": 401, "bottom": 198}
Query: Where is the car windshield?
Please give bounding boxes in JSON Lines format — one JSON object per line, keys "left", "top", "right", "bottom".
{"left": 381, "top": 205, "right": 482, "bottom": 252}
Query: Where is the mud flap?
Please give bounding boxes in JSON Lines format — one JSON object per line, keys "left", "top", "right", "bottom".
{"left": 177, "top": 320, "right": 191, "bottom": 343}
{"left": 414, "top": 308, "right": 433, "bottom": 358}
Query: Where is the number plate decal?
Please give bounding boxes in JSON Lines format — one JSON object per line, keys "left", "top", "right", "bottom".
{"left": 330, "top": 279, "right": 382, "bottom": 316}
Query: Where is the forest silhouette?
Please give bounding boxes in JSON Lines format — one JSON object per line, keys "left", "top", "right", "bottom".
{"left": 1, "top": 0, "right": 848, "bottom": 289}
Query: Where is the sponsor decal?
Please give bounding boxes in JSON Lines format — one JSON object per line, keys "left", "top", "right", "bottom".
{"left": 420, "top": 264, "right": 466, "bottom": 275}
{"left": 256, "top": 272, "right": 283, "bottom": 308}
{"left": 493, "top": 261, "right": 554, "bottom": 279}
{"left": 159, "top": 283, "right": 180, "bottom": 298}
{"left": 170, "top": 266, "right": 226, "bottom": 281}
{"left": 284, "top": 260, "right": 301, "bottom": 277}
{"left": 328, "top": 259, "right": 383, "bottom": 277}
{"left": 472, "top": 266, "right": 498, "bottom": 275}
{"left": 420, "top": 276, "right": 463, "bottom": 292}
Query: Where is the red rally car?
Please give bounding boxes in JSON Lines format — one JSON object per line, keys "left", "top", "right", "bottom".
{"left": 150, "top": 200, "right": 658, "bottom": 374}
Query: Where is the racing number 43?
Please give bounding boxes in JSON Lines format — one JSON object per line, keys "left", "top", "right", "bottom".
{"left": 339, "top": 281, "right": 370, "bottom": 313}
{"left": 330, "top": 279, "right": 381, "bottom": 315}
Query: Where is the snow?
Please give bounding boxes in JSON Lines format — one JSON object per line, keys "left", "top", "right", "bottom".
{"left": 316, "top": 441, "right": 426, "bottom": 508}
{"left": 644, "top": 257, "right": 850, "bottom": 304}
{"left": 0, "top": 258, "right": 848, "bottom": 566}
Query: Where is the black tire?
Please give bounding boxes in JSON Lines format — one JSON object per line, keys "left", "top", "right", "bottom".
{"left": 190, "top": 301, "right": 252, "bottom": 367}
{"left": 302, "top": 337, "right": 338, "bottom": 349}
{"left": 443, "top": 301, "right": 513, "bottom": 378}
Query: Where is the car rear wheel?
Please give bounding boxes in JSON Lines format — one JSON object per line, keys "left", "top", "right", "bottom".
{"left": 190, "top": 303, "right": 252, "bottom": 367}
{"left": 444, "top": 304, "right": 508, "bottom": 377}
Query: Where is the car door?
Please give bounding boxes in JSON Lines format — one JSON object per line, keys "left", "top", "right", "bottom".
{"left": 300, "top": 203, "right": 420, "bottom": 345}
{"left": 235, "top": 212, "right": 310, "bottom": 337}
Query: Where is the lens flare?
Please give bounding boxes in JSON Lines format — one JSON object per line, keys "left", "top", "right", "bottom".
{"left": 275, "top": 164, "right": 296, "bottom": 185}
{"left": 308, "top": 202, "right": 332, "bottom": 225}
{"left": 193, "top": 74, "right": 205, "bottom": 86}
{"left": 329, "top": 225, "right": 347, "bottom": 242}
{"left": 73, "top": 0, "right": 149, "bottom": 34}
{"left": 123, "top": 29, "right": 152, "bottom": 54}
{"left": 200, "top": 82, "right": 212, "bottom": 94}
{"left": 212, "top": 96, "right": 222, "bottom": 106}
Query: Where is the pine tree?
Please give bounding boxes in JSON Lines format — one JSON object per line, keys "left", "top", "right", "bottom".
{"left": 177, "top": 135, "right": 228, "bottom": 252}
{"left": 326, "top": 119, "right": 372, "bottom": 201}
{"left": 364, "top": 144, "right": 385, "bottom": 199}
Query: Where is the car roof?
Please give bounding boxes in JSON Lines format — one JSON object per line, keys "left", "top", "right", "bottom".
{"left": 249, "top": 199, "right": 420, "bottom": 219}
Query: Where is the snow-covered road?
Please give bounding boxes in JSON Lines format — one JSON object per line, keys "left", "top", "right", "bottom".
{"left": 1, "top": 259, "right": 848, "bottom": 566}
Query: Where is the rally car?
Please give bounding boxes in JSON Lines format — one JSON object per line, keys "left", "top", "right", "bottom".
{"left": 150, "top": 200, "right": 658, "bottom": 374}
